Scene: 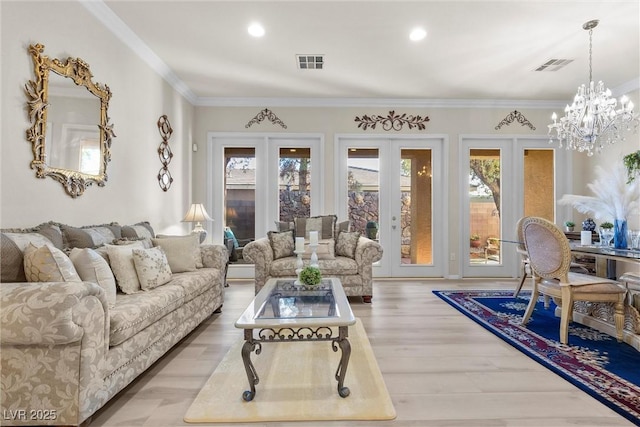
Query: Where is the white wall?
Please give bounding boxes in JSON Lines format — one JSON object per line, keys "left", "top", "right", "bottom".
{"left": 0, "top": 1, "right": 195, "bottom": 235}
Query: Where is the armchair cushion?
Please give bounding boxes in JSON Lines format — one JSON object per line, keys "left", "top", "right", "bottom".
{"left": 294, "top": 215, "right": 337, "bottom": 239}
{"left": 335, "top": 231, "right": 361, "bottom": 259}
{"left": 267, "top": 230, "right": 295, "bottom": 259}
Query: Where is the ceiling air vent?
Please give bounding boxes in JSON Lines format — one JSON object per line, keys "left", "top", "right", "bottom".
{"left": 535, "top": 59, "right": 573, "bottom": 71}
{"left": 297, "top": 55, "right": 324, "bottom": 69}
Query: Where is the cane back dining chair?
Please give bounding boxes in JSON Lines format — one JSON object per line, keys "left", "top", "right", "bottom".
{"left": 514, "top": 216, "right": 590, "bottom": 298}
{"left": 520, "top": 216, "right": 626, "bottom": 344}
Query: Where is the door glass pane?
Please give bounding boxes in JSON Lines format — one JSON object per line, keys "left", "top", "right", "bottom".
{"left": 469, "top": 149, "right": 501, "bottom": 265}
{"left": 279, "top": 147, "right": 311, "bottom": 221}
{"left": 225, "top": 147, "right": 255, "bottom": 257}
{"left": 347, "top": 149, "right": 379, "bottom": 237}
{"left": 524, "top": 149, "right": 555, "bottom": 221}
{"left": 401, "top": 149, "right": 432, "bottom": 265}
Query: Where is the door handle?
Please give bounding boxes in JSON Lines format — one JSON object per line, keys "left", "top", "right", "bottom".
{"left": 392, "top": 225, "right": 397, "bottom": 229}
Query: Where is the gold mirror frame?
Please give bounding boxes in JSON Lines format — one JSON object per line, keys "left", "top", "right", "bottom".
{"left": 25, "top": 43, "right": 115, "bottom": 198}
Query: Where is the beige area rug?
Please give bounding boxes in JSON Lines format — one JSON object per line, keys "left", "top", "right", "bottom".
{"left": 184, "top": 318, "right": 396, "bottom": 423}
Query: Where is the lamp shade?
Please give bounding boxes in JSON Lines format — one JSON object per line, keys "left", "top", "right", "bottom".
{"left": 182, "top": 203, "right": 213, "bottom": 223}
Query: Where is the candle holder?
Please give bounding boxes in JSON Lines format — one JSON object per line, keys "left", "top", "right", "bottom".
{"left": 308, "top": 244, "right": 319, "bottom": 268}
{"left": 294, "top": 249, "right": 305, "bottom": 286}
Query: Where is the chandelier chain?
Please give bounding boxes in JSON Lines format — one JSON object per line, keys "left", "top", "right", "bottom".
{"left": 588, "top": 28, "right": 593, "bottom": 83}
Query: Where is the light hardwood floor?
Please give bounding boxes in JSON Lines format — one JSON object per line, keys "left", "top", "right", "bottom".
{"left": 90, "top": 279, "right": 633, "bottom": 426}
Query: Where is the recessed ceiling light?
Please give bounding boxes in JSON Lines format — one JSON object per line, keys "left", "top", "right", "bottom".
{"left": 248, "top": 22, "right": 265, "bottom": 38}
{"left": 409, "top": 27, "right": 427, "bottom": 41}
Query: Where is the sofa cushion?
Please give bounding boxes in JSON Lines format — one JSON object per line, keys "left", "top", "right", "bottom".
{"left": 121, "top": 221, "right": 155, "bottom": 239}
{"left": 267, "top": 230, "right": 295, "bottom": 259}
{"left": 169, "top": 268, "right": 219, "bottom": 304}
{"left": 132, "top": 247, "right": 172, "bottom": 290}
{"left": 294, "top": 215, "right": 337, "bottom": 240}
{"left": 70, "top": 247, "right": 117, "bottom": 307}
{"left": 152, "top": 234, "right": 200, "bottom": 272}
{"left": 23, "top": 243, "right": 81, "bottom": 282}
{"left": 62, "top": 224, "right": 121, "bottom": 249}
{"left": 1, "top": 232, "right": 55, "bottom": 282}
{"left": 270, "top": 256, "right": 358, "bottom": 276}
{"left": 336, "top": 231, "right": 361, "bottom": 259}
{"left": 106, "top": 242, "right": 146, "bottom": 294}
{"left": 109, "top": 283, "right": 185, "bottom": 346}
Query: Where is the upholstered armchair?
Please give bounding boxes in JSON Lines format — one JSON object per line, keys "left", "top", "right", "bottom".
{"left": 243, "top": 215, "right": 383, "bottom": 303}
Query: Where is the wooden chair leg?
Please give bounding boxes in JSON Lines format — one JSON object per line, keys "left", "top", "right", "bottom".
{"left": 514, "top": 264, "right": 527, "bottom": 298}
{"left": 559, "top": 287, "right": 572, "bottom": 344}
{"left": 521, "top": 276, "right": 539, "bottom": 325}
{"left": 613, "top": 297, "right": 625, "bottom": 342}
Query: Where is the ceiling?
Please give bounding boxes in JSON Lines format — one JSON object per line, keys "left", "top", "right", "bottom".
{"left": 89, "top": 1, "right": 639, "bottom": 106}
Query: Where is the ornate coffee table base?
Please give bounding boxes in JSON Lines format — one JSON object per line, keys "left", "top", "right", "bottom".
{"left": 241, "top": 326, "right": 351, "bottom": 401}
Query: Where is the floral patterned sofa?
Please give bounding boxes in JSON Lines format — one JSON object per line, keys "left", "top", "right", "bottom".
{"left": 0, "top": 221, "right": 227, "bottom": 426}
{"left": 243, "top": 215, "right": 383, "bottom": 302}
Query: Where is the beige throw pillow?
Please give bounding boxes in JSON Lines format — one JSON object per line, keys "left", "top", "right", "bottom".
{"left": 106, "top": 241, "right": 145, "bottom": 294}
{"left": 132, "top": 247, "right": 172, "bottom": 290}
{"left": 70, "top": 248, "right": 117, "bottom": 307}
{"left": 303, "top": 239, "right": 335, "bottom": 260}
{"left": 23, "top": 243, "right": 81, "bottom": 282}
{"left": 267, "top": 230, "right": 295, "bottom": 259}
{"left": 335, "top": 231, "right": 361, "bottom": 259}
{"left": 152, "top": 234, "right": 200, "bottom": 273}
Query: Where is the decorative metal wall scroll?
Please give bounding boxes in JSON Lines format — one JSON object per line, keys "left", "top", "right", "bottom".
{"left": 495, "top": 110, "right": 536, "bottom": 130}
{"left": 354, "top": 110, "right": 430, "bottom": 131}
{"left": 157, "top": 115, "right": 174, "bottom": 191}
{"left": 245, "top": 108, "right": 287, "bottom": 129}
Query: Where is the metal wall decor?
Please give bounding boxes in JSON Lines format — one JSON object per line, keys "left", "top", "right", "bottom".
{"left": 245, "top": 108, "right": 287, "bottom": 129}
{"left": 495, "top": 110, "right": 536, "bottom": 130}
{"left": 157, "top": 115, "right": 174, "bottom": 191}
{"left": 355, "top": 110, "right": 430, "bottom": 131}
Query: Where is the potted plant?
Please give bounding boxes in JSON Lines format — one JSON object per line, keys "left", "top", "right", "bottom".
{"left": 564, "top": 221, "right": 575, "bottom": 232}
{"left": 623, "top": 150, "right": 640, "bottom": 184}
{"left": 365, "top": 221, "right": 379, "bottom": 240}
{"left": 470, "top": 234, "right": 482, "bottom": 248}
{"left": 600, "top": 222, "right": 614, "bottom": 230}
{"left": 299, "top": 266, "right": 322, "bottom": 287}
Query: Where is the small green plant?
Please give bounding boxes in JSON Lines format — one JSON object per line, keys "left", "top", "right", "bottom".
{"left": 623, "top": 150, "right": 640, "bottom": 183}
{"left": 600, "top": 222, "right": 614, "bottom": 230}
{"left": 299, "top": 266, "right": 322, "bottom": 286}
{"left": 470, "top": 234, "right": 481, "bottom": 241}
{"left": 564, "top": 221, "right": 575, "bottom": 227}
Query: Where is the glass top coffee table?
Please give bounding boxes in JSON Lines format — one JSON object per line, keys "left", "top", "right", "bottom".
{"left": 235, "top": 277, "right": 355, "bottom": 401}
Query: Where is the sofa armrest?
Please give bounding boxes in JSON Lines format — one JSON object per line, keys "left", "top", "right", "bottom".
{"left": 355, "top": 236, "right": 384, "bottom": 267}
{"left": 1, "top": 281, "right": 108, "bottom": 346}
{"left": 243, "top": 238, "right": 274, "bottom": 291}
{"left": 200, "top": 244, "right": 229, "bottom": 270}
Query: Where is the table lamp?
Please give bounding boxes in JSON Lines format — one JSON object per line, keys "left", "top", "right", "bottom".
{"left": 182, "top": 203, "right": 213, "bottom": 243}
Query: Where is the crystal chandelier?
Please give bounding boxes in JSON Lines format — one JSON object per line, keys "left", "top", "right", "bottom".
{"left": 548, "top": 20, "right": 638, "bottom": 156}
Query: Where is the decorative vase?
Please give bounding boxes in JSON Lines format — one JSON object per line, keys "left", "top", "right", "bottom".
{"left": 614, "top": 219, "right": 628, "bottom": 249}
{"left": 582, "top": 218, "right": 596, "bottom": 231}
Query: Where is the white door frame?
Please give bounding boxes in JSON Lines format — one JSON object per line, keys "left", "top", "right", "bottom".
{"left": 458, "top": 135, "right": 571, "bottom": 278}
{"left": 207, "top": 132, "right": 324, "bottom": 278}
{"left": 335, "top": 134, "right": 448, "bottom": 278}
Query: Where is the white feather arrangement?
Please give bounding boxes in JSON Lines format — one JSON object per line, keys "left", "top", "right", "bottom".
{"left": 558, "top": 162, "right": 640, "bottom": 221}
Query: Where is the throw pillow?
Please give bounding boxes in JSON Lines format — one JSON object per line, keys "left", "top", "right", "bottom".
{"left": 1, "top": 232, "right": 54, "bottom": 282}
{"left": 121, "top": 222, "right": 155, "bottom": 239}
{"left": 106, "top": 241, "right": 145, "bottom": 294}
{"left": 267, "top": 230, "right": 295, "bottom": 259}
{"left": 62, "top": 225, "right": 119, "bottom": 249}
{"left": 274, "top": 220, "right": 294, "bottom": 232}
{"left": 335, "top": 231, "right": 361, "bottom": 259}
{"left": 303, "top": 238, "right": 336, "bottom": 260}
{"left": 335, "top": 220, "right": 351, "bottom": 236}
{"left": 70, "top": 248, "right": 117, "bottom": 307}
{"left": 23, "top": 243, "right": 81, "bottom": 282}
{"left": 132, "top": 247, "right": 172, "bottom": 290}
{"left": 294, "top": 215, "right": 337, "bottom": 240}
{"left": 152, "top": 234, "right": 200, "bottom": 273}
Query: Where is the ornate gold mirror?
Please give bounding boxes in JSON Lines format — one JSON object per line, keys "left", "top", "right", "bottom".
{"left": 25, "top": 43, "right": 115, "bottom": 198}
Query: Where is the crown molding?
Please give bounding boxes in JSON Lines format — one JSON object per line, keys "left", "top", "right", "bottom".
{"left": 194, "top": 97, "right": 568, "bottom": 109}
{"left": 79, "top": 0, "right": 198, "bottom": 104}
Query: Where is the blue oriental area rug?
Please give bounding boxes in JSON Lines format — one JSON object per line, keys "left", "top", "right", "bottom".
{"left": 433, "top": 289, "right": 640, "bottom": 425}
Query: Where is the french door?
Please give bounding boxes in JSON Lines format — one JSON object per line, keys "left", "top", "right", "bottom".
{"left": 336, "top": 135, "right": 447, "bottom": 278}
{"left": 460, "top": 136, "right": 569, "bottom": 278}
{"left": 207, "top": 132, "right": 323, "bottom": 278}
